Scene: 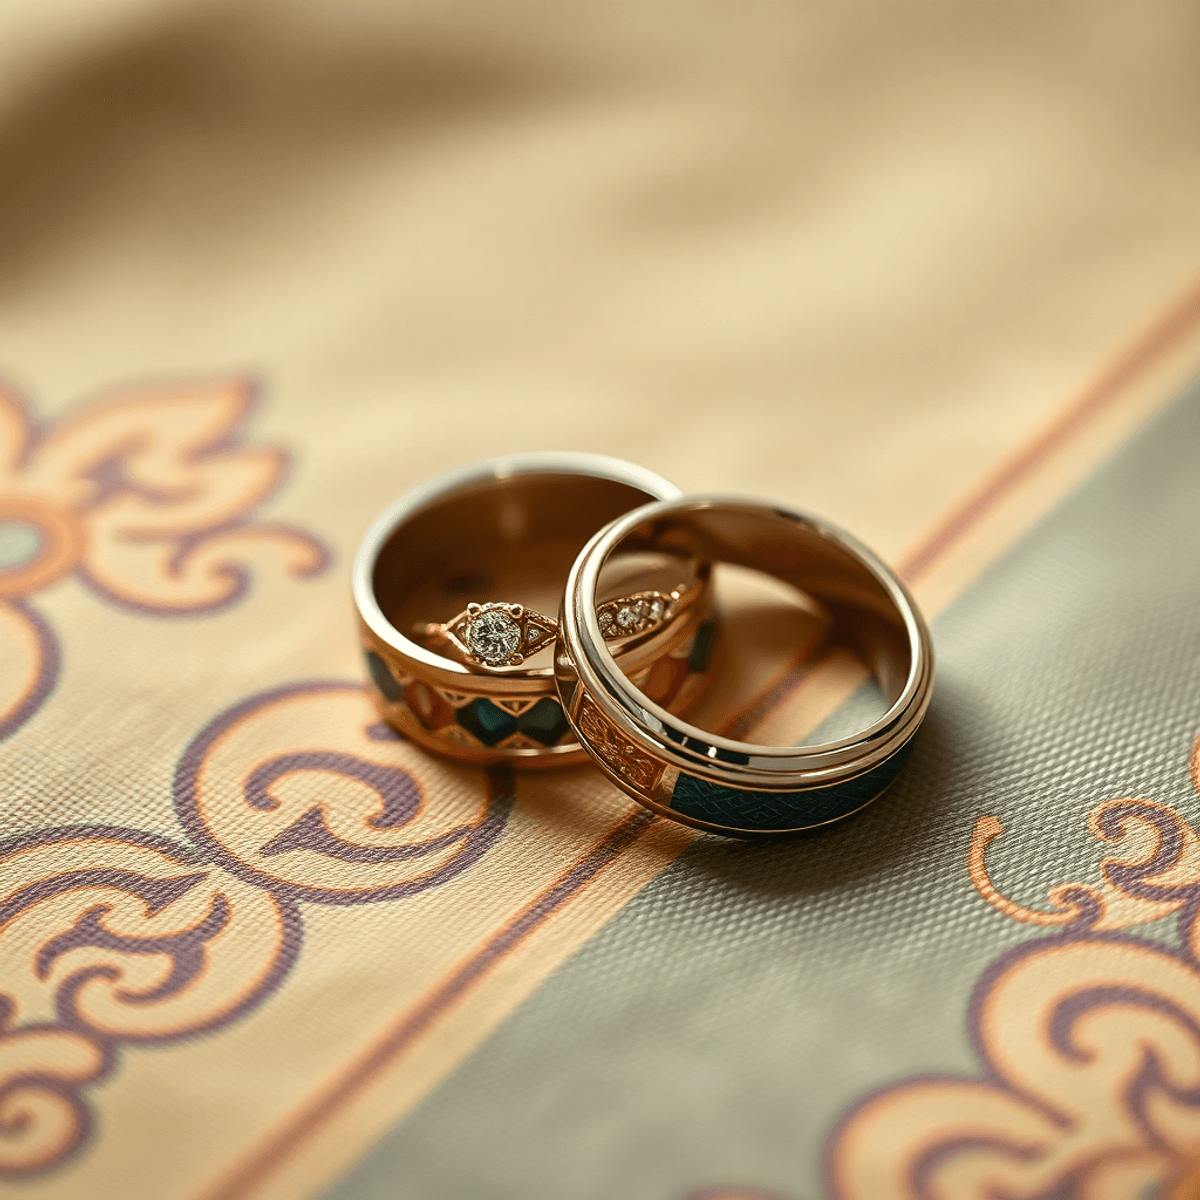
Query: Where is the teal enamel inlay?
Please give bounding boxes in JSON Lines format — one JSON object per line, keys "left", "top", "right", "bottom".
{"left": 456, "top": 696, "right": 570, "bottom": 747}
{"left": 668, "top": 741, "right": 913, "bottom": 832}
{"left": 458, "top": 698, "right": 515, "bottom": 745}
{"left": 686, "top": 618, "right": 717, "bottom": 674}
{"left": 515, "top": 697, "right": 570, "bottom": 745}
{"left": 365, "top": 651, "right": 404, "bottom": 702}
{"left": 0, "top": 520, "right": 42, "bottom": 570}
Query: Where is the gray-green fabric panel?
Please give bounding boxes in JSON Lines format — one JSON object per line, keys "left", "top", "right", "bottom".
{"left": 321, "top": 382, "right": 1200, "bottom": 1200}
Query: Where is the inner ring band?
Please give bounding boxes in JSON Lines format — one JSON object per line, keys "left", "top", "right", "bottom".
{"left": 556, "top": 494, "right": 934, "bottom": 833}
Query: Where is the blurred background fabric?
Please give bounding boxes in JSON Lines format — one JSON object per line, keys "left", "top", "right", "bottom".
{"left": 2, "top": 3, "right": 1200, "bottom": 1199}
{"left": 3, "top": 0, "right": 1200, "bottom": 555}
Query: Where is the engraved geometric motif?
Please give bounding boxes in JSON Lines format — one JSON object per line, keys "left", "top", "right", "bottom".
{"left": 576, "top": 697, "right": 662, "bottom": 791}
{"left": 495, "top": 732, "right": 545, "bottom": 751}
{"left": 434, "top": 723, "right": 482, "bottom": 748}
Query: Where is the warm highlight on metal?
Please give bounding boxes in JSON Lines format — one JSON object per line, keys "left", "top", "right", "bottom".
{"left": 557, "top": 495, "right": 934, "bottom": 835}
{"left": 415, "top": 585, "right": 697, "bottom": 670}
{"left": 352, "top": 453, "right": 711, "bottom": 768}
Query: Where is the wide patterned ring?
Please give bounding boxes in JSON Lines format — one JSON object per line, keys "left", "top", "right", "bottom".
{"left": 352, "top": 453, "right": 712, "bottom": 768}
{"left": 556, "top": 495, "right": 934, "bottom": 835}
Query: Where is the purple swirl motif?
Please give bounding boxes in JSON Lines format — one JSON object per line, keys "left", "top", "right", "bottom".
{"left": 0, "top": 996, "right": 114, "bottom": 1180}
{"left": 1, "top": 681, "right": 518, "bottom": 1179}
{"left": 44, "top": 892, "right": 232, "bottom": 1023}
{"left": 827, "top": 794, "right": 1200, "bottom": 1200}
{"left": 249, "top": 751, "right": 473, "bottom": 865}
{"left": 0, "top": 378, "right": 332, "bottom": 743}
{"left": 0, "top": 825, "right": 302, "bottom": 1179}
{"left": 0, "top": 600, "right": 60, "bottom": 744}
{"left": 172, "top": 681, "right": 515, "bottom": 905}
{"left": 1092, "top": 799, "right": 1197, "bottom": 906}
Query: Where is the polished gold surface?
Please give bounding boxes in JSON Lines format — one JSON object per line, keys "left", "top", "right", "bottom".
{"left": 353, "top": 453, "right": 712, "bottom": 767}
{"left": 414, "top": 584, "right": 698, "bottom": 670}
{"left": 557, "top": 495, "right": 934, "bottom": 833}
{"left": 413, "top": 601, "right": 560, "bottom": 669}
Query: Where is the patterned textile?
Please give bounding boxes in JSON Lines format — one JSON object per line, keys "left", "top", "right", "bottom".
{"left": 3, "top": 4, "right": 1200, "bottom": 1199}
{"left": 328, "top": 383, "right": 1200, "bottom": 1200}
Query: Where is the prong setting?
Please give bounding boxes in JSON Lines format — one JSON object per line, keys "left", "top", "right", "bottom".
{"left": 595, "top": 589, "right": 678, "bottom": 640}
{"left": 423, "top": 587, "right": 686, "bottom": 671}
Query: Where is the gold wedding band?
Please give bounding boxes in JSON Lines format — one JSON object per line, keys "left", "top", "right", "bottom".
{"left": 556, "top": 495, "right": 934, "bottom": 835}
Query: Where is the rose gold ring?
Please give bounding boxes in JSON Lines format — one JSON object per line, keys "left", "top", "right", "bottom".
{"left": 556, "top": 495, "right": 934, "bottom": 833}
{"left": 352, "top": 453, "right": 714, "bottom": 768}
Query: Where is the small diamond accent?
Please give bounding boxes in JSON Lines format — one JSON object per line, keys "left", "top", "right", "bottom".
{"left": 649, "top": 599, "right": 664, "bottom": 620}
{"left": 467, "top": 610, "right": 521, "bottom": 664}
{"left": 616, "top": 606, "right": 636, "bottom": 629}
{"left": 526, "top": 625, "right": 543, "bottom": 643}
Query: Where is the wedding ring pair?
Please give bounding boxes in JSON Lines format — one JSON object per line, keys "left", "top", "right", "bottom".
{"left": 353, "top": 453, "right": 933, "bottom": 837}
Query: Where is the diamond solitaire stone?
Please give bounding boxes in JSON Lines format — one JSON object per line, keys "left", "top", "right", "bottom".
{"left": 468, "top": 610, "right": 521, "bottom": 664}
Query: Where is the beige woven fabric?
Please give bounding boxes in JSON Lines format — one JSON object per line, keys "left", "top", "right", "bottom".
{"left": 1, "top": 3, "right": 1199, "bottom": 1197}
{"left": 3, "top": 1, "right": 1200, "bottom": 556}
